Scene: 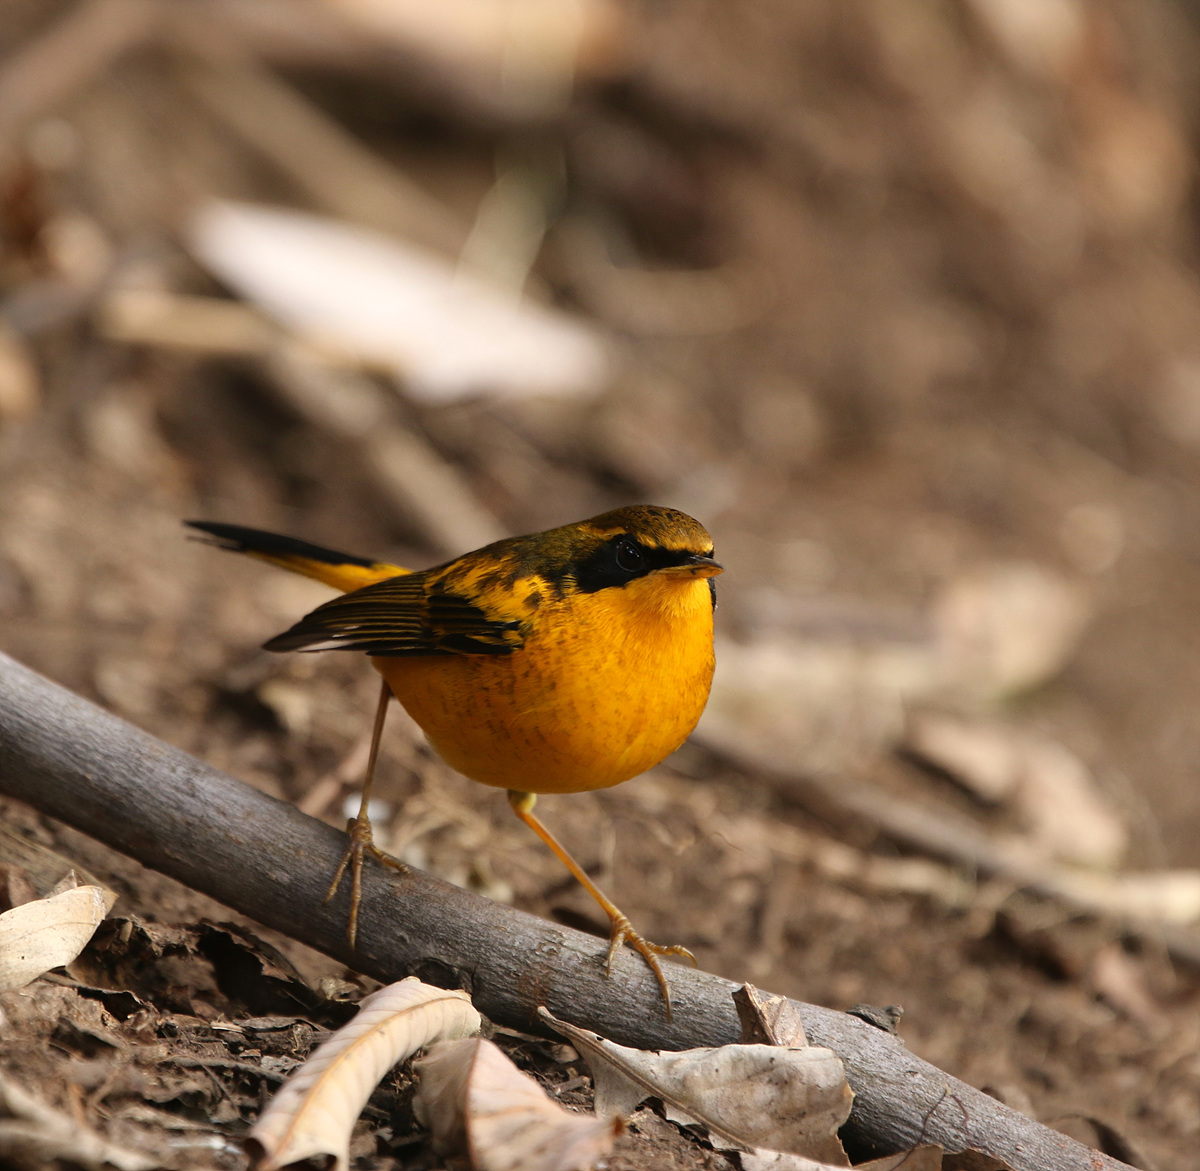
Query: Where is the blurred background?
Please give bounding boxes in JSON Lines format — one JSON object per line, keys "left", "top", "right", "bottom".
{"left": 3, "top": 0, "right": 1200, "bottom": 1165}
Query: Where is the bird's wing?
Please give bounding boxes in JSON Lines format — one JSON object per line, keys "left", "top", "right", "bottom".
{"left": 263, "top": 570, "right": 526, "bottom": 656}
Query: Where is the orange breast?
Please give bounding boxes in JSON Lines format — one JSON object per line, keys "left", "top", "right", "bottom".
{"left": 374, "top": 574, "right": 715, "bottom": 794}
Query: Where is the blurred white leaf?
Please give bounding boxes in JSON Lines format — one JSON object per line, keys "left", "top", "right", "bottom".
{"left": 1088, "top": 942, "right": 1158, "bottom": 1024}
{"left": 0, "top": 882, "right": 116, "bottom": 993}
{"left": 540, "top": 1009, "right": 851, "bottom": 1164}
{"left": 322, "top": 0, "right": 627, "bottom": 114}
{"left": 700, "top": 561, "right": 1089, "bottom": 773}
{"left": 905, "top": 713, "right": 1128, "bottom": 868}
{"left": 188, "top": 201, "right": 610, "bottom": 403}
{"left": 1049, "top": 868, "right": 1200, "bottom": 924}
{"left": 932, "top": 562, "right": 1090, "bottom": 699}
{"left": 249, "top": 977, "right": 482, "bottom": 1171}
{"left": 414, "top": 1036, "right": 622, "bottom": 1171}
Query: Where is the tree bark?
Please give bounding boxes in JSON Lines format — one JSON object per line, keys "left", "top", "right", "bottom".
{"left": 0, "top": 650, "right": 1129, "bottom": 1171}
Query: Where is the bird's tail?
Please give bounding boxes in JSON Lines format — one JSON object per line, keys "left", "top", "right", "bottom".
{"left": 184, "top": 521, "right": 409, "bottom": 593}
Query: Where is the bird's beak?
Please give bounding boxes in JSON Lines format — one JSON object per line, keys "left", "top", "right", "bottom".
{"left": 656, "top": 554, "right": 724, "bottom": 580}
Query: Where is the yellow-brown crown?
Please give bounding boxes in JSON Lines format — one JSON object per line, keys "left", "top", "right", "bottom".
{"left": 578, "top": 505, "right": 715, "bottom": 556}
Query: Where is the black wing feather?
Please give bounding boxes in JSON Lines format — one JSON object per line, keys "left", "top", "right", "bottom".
{"left": 263, "top": 571, "right": 523, "bottom": 657}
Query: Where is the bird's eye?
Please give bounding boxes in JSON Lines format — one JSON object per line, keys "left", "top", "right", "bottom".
{"left": 615, "top": 539, "right": 645, "bottom": 573}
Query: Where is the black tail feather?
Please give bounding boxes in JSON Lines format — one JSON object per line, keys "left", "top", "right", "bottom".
{"left": 184, "top": 521, "right": 377, "bottom": 569}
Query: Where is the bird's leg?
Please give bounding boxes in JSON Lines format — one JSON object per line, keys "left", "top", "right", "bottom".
{"left": 325, "top": 678, "right": 407, "bottom": 945}
{"left": 507, "top": 790, "right": 695, "bottom": 1016}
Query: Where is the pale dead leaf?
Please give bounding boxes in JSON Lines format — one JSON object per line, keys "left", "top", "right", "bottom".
{"left": 700, "top": 634, "right": 929, "bottom": 775}
{"left": 904, "top": 712, "right": 1021, "bottom": 803}
{"left": 0, "top": 883, "right": 117, "bottom": 993}
{"left": 905, "top": 714, "right": 1127, "bottom": 868}
{"left": 742, "top": 1145, "right": 943, "bottom": 1171}
{"left": 248, "top": 976, "right": 481, "bottom": 1171}
{"left": 414, "top": 1036, "right": 622, "bottom": 1171}
{"left": 189, "top": 201, "right": 610, "bottom": 403}
{"left": 1010, "top": 737, "right": 1125, "bottom": 869}
{"left": 932, "top": 562, "right": 1090, "bottom": 700}
{"left": 734, "top": 984, "right": 808, "bottom": 1047}
{"left": 539, "top": 1008, "right": 851, "bottom": 1164}
{"left": 1046, "top": 867, "right": 1200, "bottom": 924}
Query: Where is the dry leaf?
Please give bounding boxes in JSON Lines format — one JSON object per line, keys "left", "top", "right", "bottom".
{"left": 734, "top": 984, "right": 809, "bottom": 1047}
{"left": 540, "top": 1008, "right": 852, "bottom": 1164}
{"left": 188, "top": 201, "right": 610, "bottom": 403}
{"left": 414, "top": 1036, "right": 622, "bottom": 1171}
{"left": 932, "top": 562, "right": 1090, "bottom": 700}
{"left": 700, "top": 634, "right": 929, "bottom": 775}
{"left": 905, "top": 713, "right": 1127, "bottom": 868}
{"left": 1047, "top": 867, "right": 1200, "bottom": 924}
{"left": 742, "top": 1146, "right": 943, "bottom": 1171}
{"left": 0, "top": 883, "right": 117, "bottom": 993}
{"left": 248, "top": 977, "right": 481, "bottom": 1171}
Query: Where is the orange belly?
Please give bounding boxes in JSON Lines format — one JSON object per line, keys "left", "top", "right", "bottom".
{"left": 373, "top": 575, "right": 715, "bottom": 794}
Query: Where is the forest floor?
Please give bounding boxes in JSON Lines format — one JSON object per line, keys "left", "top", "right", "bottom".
{"left": 2, "top": 1, "right": 1200, "bottom": 1168}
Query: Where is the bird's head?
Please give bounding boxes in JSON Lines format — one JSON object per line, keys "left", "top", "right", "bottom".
{"left": 571, "top": 505, "right": 721, "bottom": 587}
{"left": 505, "top": 506, "right": 722, "bottom": 619}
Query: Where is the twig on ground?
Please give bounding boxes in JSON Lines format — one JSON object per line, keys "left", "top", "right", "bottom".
{"left": 0, "top": 650, "right": 1131, "bottom": 1171}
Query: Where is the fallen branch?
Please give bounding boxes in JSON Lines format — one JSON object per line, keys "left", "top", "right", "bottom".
{"left": 0, "top": 650, "right": 1128, "bottom": 1171}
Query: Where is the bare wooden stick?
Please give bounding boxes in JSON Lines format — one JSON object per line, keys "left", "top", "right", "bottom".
{"left": 0, "top": 650, "right": 1128, "bottom": 1171}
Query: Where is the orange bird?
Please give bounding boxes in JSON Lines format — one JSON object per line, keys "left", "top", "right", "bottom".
{"left": 188, "top": 506, "right": 721, "bottom": 1011}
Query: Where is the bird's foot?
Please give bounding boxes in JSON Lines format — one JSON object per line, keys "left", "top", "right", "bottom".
{"left": 605, "top": 912, "right": 696, "bottom": 1018}
{"left": 324, "top": 814, "right": 407, "bottom": 947}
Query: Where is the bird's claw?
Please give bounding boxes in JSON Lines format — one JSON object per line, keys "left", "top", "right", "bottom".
{"left": 605, "top": 912, "right": 696, "bottom": 1018}
{"left": 324, "top": 815, "right": 407, "bottom": 948}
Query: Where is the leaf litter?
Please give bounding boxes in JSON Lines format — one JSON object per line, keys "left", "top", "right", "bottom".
{"left": 540, "top": 1004, "right": 853, "bottom": 1166}
{"left": 0, "top": 808, "right": 1035, "bottom": 1171}
{"left": 0, "top": 872, "right": 116, "bottom": 994}
{"left": 248, "top": 976, "right": 481, "bottom": 1170}
{"left": 415, "top": 1036, "right": 624, "bottom": 1171}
